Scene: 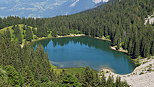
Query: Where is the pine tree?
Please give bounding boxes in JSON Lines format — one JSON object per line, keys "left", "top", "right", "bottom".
{"left": 4, "top": 28, "right": 11, "bottom": 40}
{"left": 4, "top": 65, "right": 21, "bottom": 87}
{"left": 22, "top": 66, "right": 36, "bottom": 86}
{"left": 25, "top": 27, "right": 33, "bottom": 42}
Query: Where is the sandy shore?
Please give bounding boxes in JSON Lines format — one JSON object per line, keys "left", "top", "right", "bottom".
{"left": 99, "top": 57, "right": 154, "bottom": 87}
{"left": 95, "top": 37, "right": 128, "bottom": 53}
{"left": 95, "top": 37, "right": 111, "bottom": 41}
{"left": 110, "top": 46, "right": 128, "bottom": 53}
{"left": 57, "top": 34, "right": 85, "bottom": 38}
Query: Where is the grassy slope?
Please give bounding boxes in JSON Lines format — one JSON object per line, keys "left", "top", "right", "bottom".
{"left": 51, "top": 65, "right": 86, "bottom": 75}
{"left": 0, "top": 24, "right": 29, "bottom": 41}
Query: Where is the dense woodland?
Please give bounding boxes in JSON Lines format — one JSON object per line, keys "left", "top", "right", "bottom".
{"left": 0, "top": 0, "right": 154, "bottom": 86}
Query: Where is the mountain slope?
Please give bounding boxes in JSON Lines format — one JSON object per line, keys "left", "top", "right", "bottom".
{"left": 0, "top": 0, "right": 108, "bottom": 18}
{"left": 54, "top": 0, "right": 96, "bottom": 15}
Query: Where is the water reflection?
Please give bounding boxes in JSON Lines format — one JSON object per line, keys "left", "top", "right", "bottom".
{"left": 33, "top": 36, "right": 135, "bottom": 74}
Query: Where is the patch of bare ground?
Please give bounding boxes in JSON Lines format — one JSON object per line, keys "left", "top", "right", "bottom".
{"left": 99, "top": 57, "right": 154, "bottom": 87}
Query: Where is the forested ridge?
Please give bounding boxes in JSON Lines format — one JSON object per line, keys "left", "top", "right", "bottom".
{"left": 0, "top": 0, "right": 154, "bottom": 86}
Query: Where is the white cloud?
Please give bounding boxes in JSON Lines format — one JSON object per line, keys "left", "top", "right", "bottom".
{"left": 0, "top": 7, "right": 7, "bottom": 10}
{"left": 17, "top": 8, "right": 38, "bottom": 11}
{"left": 92, "top": 0, "right": 109, "bottom": 4}
{"left": 53, "top": 2, "right": 61, "bottom": 6}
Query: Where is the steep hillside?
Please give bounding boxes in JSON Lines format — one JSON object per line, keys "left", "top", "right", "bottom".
{"left": 0, "top": 0, "right": 108, "bottom": 17}
{"left": 0, "top": 24, "right": 38, "bottom": 44}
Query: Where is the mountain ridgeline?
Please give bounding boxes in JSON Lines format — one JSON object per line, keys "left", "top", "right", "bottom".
{"left": 0, "top": 0, "right": 107, "bottom": 17}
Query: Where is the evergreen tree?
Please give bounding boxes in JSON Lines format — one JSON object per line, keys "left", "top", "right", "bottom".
{"left": 4, "top": 65, "right": 21, "bottom": 87}
{"left": 25, "top": 27, "right": 33, "bottom": 42}
{"left": 22, "top": 66, "right": 36, "bottom": 86}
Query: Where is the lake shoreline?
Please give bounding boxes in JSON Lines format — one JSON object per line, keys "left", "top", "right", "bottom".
{"left": 95, "top": 37, "right": 154, "bottom": 87}
{"left": 33, "top": 34, "right": 85, "bottom": 42}
{"left": 29, "top": 35, "right": 128, "bottom": 54}
{"left": 99, "top": 57, "right": 154, "bottom": 87}
{"left": 33, "top": 35, "right": 134, "bottom": 73}
{"left": 23, "top": 34, "right": 154, "bottom": 87}
{"left": 94, "top": 37, "right": 129, "bottom": 54}
{"left": 21, "top": 34, "right": 85, "bottom": 47}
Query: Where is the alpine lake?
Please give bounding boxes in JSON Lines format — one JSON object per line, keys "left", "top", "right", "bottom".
{"left": 33, "top": 36, "right": 135, "bottom": 74}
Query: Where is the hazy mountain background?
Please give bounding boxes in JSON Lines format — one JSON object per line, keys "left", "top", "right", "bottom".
{"left": 0, "top": 0, "right": 108, "bottom": 18}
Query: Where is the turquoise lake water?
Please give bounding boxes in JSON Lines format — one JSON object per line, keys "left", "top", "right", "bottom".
{"left": 33, "top": 36, "right": 135, "bottom": 74}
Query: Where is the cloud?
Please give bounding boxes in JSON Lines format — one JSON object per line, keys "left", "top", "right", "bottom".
{"left": 0, "top": 7, "right": 7, "bottom": 10}
{"left": 16, "top": 8, "right": 38, "bottom": 11}
{"left": 53, "top": 2, "right": 61, "bottom": 6}
{"left": 92, "top": 0, "right": 109, "bottom": 4}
